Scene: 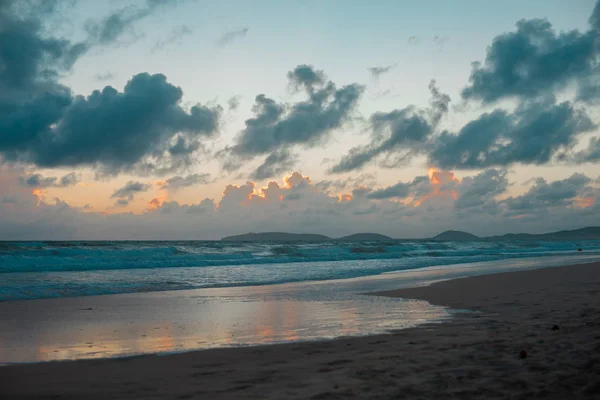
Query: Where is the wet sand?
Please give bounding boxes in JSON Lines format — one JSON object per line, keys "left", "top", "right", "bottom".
{"left": 1, "top": 261, "right": 600, "bottom": 399}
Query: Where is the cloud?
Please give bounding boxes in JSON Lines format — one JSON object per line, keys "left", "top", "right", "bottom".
{"left": 314, "top": 174, "right": 377, "bottom": 193}
{"left": 592, "top": 0, "right": 600, "bottom": 31}
{"left": 1, "top": 169, "right": 599, "bottom": 239}
{"left": 85, "top": 0, "right": 182, "bottom": 46}
{"left": 330, "top": 2, "right": 600, "bottom": 173}
{"left": 250, "top": 149, "right": 296, "bottom": 180}
{"left": 94, "top": 72, "right": 115, "bottom": 81}
{"left": 110, "top": 181, "right": 152, "bottom": 205}
{"left": 0, "top": 2, "right": 87, "bottom": 96}
{"left": 454, "top": 169, "right": 508, "bottom": 210}
{"left": 153, "top": 25, "right": 192, "bottom": 51}
{"left": 428, "top": 96, "right": 595, "bottom": 169}
{"left": 368, "top": 63, "right": 397, "bottom": 80}
{"left": 0, "top": 2, "right": 220, "bottom": 177}
{"left": 432, "top": 35, "right": 448, "bottom": 51}
{"left": 367, "top": 176, "right": 429, "bottom": 199}
{"left": 330, "top": 80, "right": 450, "bottom": 173}
{"left": 366, "top": 170, "right": 461, "bottom": 210}
{"left": 115, "top": 198, "right": 130, "bottom": 207}
{"left": 408, "top": 36, "right": 420, "bottom": 45}
{"left": 227, "top": 96, "right": 241, "bottom": 111}
{"left": 0, "top": 195, "right": 18, "bottom": 205}
{"left": 157, "top": 173, "right": 211, "bottom": 190}
{"left": 2, "top": 72, "right": 221, "bottom": 175}
{"left": 461, "top": 3, "right": 600, "bottom": 104}
{"left": 502, "top": 173, "right": 593, "bottom": 215}
{"left": 287, "top": 64, "right": 326, "bottom": 92}
{"left": 19, "top": 172, "right": 80, "bottom": 188}
{"left": 217, "top": 27, "right": 249, "bottom": 46}
{"left": 223, "top": 65, "right": 364, "bottom": 169}
{"left": 574, "top": 136, "right": 600, "bottom": 162}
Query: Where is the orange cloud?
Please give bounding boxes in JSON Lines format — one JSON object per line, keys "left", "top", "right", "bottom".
{"left": 219, "top": 173, "right": 314, "bottom": 209}
{"left": 574, "top": 197, "right": 595, "bottom": 208}
{"left": 32, "top": 189, "right": 44, "bottom": 206}
{"left": 148, "top": 196, "right": 165, "bottom": 210}
{"left": 414, "top": 169, "right": 460, "bottom": 207}
{"left": 338, "top": 193, "right": 353, "bottom": 203}
{"left": 283, "top": 172, "right": 311, "bottom": 188}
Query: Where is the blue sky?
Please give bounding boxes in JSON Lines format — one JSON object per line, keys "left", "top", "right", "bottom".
{"left": 0, "top": 0, "right": 599, "bottom": 239}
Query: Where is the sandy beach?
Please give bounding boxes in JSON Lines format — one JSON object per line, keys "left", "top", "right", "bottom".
{"left": 1, "top": 261, "right": 600, "bottom": 399}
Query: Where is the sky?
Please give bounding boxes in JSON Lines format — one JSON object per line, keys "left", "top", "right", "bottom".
{"left": 1, "top": 0, "right": 600, "bottom": 239}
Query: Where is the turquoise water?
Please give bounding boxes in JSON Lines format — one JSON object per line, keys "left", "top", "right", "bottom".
{"left": 1, "top": 239, "right": 599, "bottom": 301}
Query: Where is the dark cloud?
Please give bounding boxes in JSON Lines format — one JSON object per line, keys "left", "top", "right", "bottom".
{"left": 592, "top": 0, "right": 600, "bottom": 31}
{"left": 287, "top": 64, "right": 326, "bottom": 92}
{"left": 115, "top": 198, "right": 130, "bottom": 207}
{"left": 2, "top": 73, "right": 221, "bottom": 175}
{"left": 0, "top": 2, "right": 219, "bottom": 177}
{"left": 331, "top": 1, "right": 600, "bottom": 173}
{"left": 217, "top": 27, "right": 249, "bottom": 47}
{"left": 250, "top": 149, "right": 296, "bottom": 180}
{"left": 85, "top": 0, "right": 181, "bottom": 46}
{"left": 19, "top": 172, "right": 80, "bottom": 188}
{"left": 157, "top": 173, "right": 211, "bottom": 190}
{"left": 314, "top": 173, "right": 377, "bottom": 193}
{"left": 574, "top": 136, "right": 600, "bottom": 162}
{"left": 227, "top": 96, "right": 240, "bottom": 111}
{"left": 330, "top": 80, "right": 449, "bottom": 173}
{"left": 429, "top": 97, "right": 595, "bottom": 169}
{"left": 224, "top": 65, "right": 364, "bottom": 168}
{"left": 368, "top": 63, "right": 397, "bottom": 80}
{"left": 589, "top": 1, "right": 600, "bottom": 31}
{"left": 502, "top": 173, "right": 592, "bottom": 213}
{"left": 0, "top": 3, "right": 87, "bottom": 96}
{"left": 168, "top": 136, "right": 201, "bottom": 157}
{"left": 461, "top": 5, "right": 600, "bottom": 104}
{"left": 367, "top": 176, "right": 429, "bottom": 199}
{"left": 110, "top": 181, "right": 152, "bottom": 204}
{"left": 0, "top": 3, "right": 81, "bottom": 161}
{"left": 455, "top": 169, "right": 508, "bottom": 210}
{"left": 576, "top": 78, "right": 600, "bottom": 104}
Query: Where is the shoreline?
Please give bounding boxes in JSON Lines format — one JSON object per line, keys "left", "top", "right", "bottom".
{"left": 1, "top": 261, "right": 600, "bottom": 398}
{"left": 1, "top": 255, "right": 598, "bottom": 366}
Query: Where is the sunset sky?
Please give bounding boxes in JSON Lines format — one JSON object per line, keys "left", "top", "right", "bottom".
{"left": 1, "top": 0, "right": 600, "bottom": 239}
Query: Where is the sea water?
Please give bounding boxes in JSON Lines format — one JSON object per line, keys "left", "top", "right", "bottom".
{"left": 2, "top": 240, "right": 600, "bottom": 363}
{"left": 1, "top": 239, "right": 599, "bottom": 301}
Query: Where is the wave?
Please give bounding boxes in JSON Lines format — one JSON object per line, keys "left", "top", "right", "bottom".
{"left": 1, "top": 239, "right": 599, "bottom": 301}
{"left": 1, "top": 239, "right": 598, "bottom": 274}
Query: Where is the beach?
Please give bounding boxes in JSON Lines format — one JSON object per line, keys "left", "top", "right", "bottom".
{"left": 1, "top": 261, "right": 599, "bottom": 399}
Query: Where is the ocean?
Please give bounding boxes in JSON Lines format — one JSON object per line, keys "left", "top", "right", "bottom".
{"left": 2, "top": 239, "right": 599, "bottom": 302}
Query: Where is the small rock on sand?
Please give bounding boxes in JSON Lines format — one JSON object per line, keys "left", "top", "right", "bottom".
{"left": 519, "top": 350, "right": 528, "bottom": 359}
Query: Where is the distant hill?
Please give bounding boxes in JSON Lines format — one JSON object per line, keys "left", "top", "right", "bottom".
{"left": 488, "top": 227, "right": 600, "bottom": 241}
{"left": 221, "top": 232, "right": 331, "bottom": 242}
{"left": 337, "top": 233, "right": 393, "bottom": 242}
{"left": 221, "top": 226, "right": 600, "bottom": 242}
{"left": 432, "top": 230, "right": 479, "bottom": 241}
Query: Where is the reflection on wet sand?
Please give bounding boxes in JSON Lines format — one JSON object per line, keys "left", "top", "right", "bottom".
{"left": 2, "top": 254, "right": 599, "bottom": 364}
{"left": 0, "top": 288, "right": 446, "bottom": 364}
